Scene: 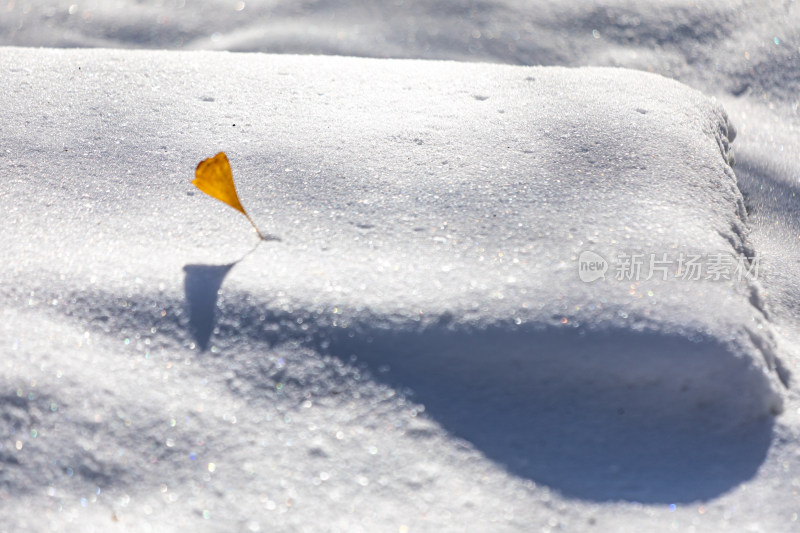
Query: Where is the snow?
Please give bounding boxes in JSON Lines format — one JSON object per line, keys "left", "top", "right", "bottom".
{"left": 2, "top": 2, "right": 800, "bottom": 532}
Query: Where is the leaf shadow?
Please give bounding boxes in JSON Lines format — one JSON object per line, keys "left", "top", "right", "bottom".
{"left": 183, "top": 242, "right": 261, "bottom": 351}
{"left": 183, "top": 263, "right": 236, "bottom": 351}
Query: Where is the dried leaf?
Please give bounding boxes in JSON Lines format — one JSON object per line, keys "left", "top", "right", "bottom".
{"left": 193, "top": 152, "right": 265, "bottom": 239}
{"left": 193, "top": 152, "right": 247, "bottom": 215}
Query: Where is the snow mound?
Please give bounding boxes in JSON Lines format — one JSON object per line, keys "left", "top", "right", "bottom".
{"left": 0, "top": 48, "right": 789, "bottom": 528}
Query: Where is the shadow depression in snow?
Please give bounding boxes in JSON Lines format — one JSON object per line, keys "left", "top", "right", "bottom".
{"left": 181, "top": 281, "right": 775, "bottom": 503}
{"left": 321, "top": 324, "right": 774, "bottom": 503}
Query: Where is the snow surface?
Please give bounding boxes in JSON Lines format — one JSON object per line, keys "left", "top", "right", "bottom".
{"left": 2, "top": 1, "right": 800, "bottom": 532}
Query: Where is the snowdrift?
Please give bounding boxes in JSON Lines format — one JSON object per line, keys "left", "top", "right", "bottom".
{"left": 0, "top": 48, "right": 788, "bottom": 529}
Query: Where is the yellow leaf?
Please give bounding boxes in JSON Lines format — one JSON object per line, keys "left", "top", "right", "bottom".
{"left": 193, "top": 152, "right": 246, "bottom": 215}
{"left": 193, "top": 152, "right": 265, "bottom": 239}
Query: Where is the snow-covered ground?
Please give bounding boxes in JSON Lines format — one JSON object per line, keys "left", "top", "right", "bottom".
{"left": 1, "top": 2, "right": 799, "bottom": 532}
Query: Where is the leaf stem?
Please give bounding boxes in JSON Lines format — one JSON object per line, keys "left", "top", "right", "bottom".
{"left": 243, "top": 213, "right": 265, "bottom": 240}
